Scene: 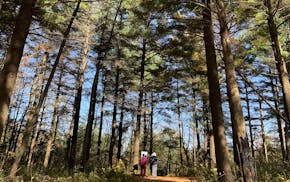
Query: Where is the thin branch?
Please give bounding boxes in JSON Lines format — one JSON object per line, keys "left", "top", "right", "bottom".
{"left": 236, "top": 69, "right": 288, "bottom": 124}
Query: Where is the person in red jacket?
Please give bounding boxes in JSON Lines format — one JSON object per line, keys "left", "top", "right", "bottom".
{"left": 140, "top": 154, "right": 148, "bottom": 177}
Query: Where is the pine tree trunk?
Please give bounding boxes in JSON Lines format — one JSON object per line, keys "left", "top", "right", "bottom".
{"left": 202, "top": 1, "right": 234, "bottom": 181}
{"left": 194, "top": 91, "right": 201, "bottom": 152}
{"left": 0, "top": 0, "right": 37, "bottom": 142}
{"left": 69, "top": 22, "right": 90, "bottom": 169}
{"left": 245, "top": 82, "right": 255, "bottom": 158}
{"left": 142, "top": 94, "right": 148, "bottom": 151}
{"left": 117, "top": 92, "right": 125, "bottom": 160}
{"left": 26, "top": 53, "right": 47, "bottom": 168}
{"left": 209, "top": 121, "right": 216, "bottom": 168}
{"left": 270, "top": 69, "right": 287, "bottom": 161}
{"left": 97, "top": 75, "right": 106, "bottom": 160}
{"left": 215, "top": 0, "right": 255, "bottom": 181}
{"left": 82, "top": 61, "right": 101, "bottom": 168}
{"left": 109, "top": 66, "right": 120, "bottom": 167}
{"left": 82, "top": 1, "right": 122, "bottom": 167}
{"left": 259, "top": 99, "right": 268, "bottom": 162}
{"left": 265, "top": 0, "right": 290, "bottom": 161}
{"left": 27, "top": 50, "right": 48, "bottom": 168}
{"left": 176, "top": 80, "right": 183, "bottom": 166}
{"left": 43, "top": 66, "right": 64, "bottom": 168}
{"left": 66, "top": 117, "right": 74, "bottom": 163}
{"left": 8, "top": 0, "right": 81, "bottom": 177}
{"left": 133, "top": 39, "right": 146, "bottom": 171}
{"left": 149, "top": 92, "right": 154, "bottom": 155}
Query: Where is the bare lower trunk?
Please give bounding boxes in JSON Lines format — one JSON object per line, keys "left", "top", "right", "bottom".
{"left": 133, "top": 40, "right": 146, "bottom": 169}
{"left": 177, "top": 80, "right": 183, "bottom": 166}
{"left": 142, "top": 94, "right": 148, "bottom": 151}
{"left": 259, "top": 99, "right": 268, "bottom": 162}
{"left": 82, "top": 62, "right": 101, "bottom": 168}
{"left": 149, "top": 92, "right": 154, "bottom": 155}
{"left": 9, "top": 0, "right": 81, "bottom": 177}
{"left": 0, "top": 0, "right": 37, "bottom": 142}
{"left": 82, "top": 0, "right": 122, "bottom": 167}
{"left": 43, "top": 66, "right": 64, "bottom": 168}
{"left": 203, "top": 1, "right": 234, "bottom": 181}
{"left": 270, "top": 71, "right": 287, "bottom": 161}
{"left": 66, "top": 6, "right": 90, "bottom": 170}
{"left": 97, "top": 76, "right": 106, "bottom": 159}
{"left": 117, "top": 92, "right": 125, "bottom": 160}
{"left": 245, "top": 82, "right": 255, "bottom": 158}
{"left": 109, "top": 66, "right": 120, "bottom": 167}
{"left": 216, "top": 0, "right": 255, "bottom": 181}
{"left": 265, "top": 0, "right": 290, "bottom": 161}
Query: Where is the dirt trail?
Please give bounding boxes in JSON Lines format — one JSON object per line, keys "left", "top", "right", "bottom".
{"left": 141, "top": 176, "right": 197, "bottom": 182}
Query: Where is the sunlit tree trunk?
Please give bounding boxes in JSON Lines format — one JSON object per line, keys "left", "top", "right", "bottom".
{"left": 202, "top": 0, "right": 234, "bottom": 181}
{"left": 43, "top": 65, "right": 65, "bottom": 168}
{"left": 270, "top": 68, "right": 287, "bottom": 161}
{"left": 8, "top": 0, "right": 81, "bottom": 177}
{"left": 215, "top": 0, "right": 255, "bottom": 181}
{"left": 0, "top": 0, "right": 37, "bottom": 142}
{"left": 265, "top": 0, "right": 290, "bottom": 161}
{"left": 27, "top": 52, "right": 48, "bottom": 168}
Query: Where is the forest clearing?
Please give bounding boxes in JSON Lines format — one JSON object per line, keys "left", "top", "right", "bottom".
{"left": 1, "top": 0, "right": 290, "bottom": 181}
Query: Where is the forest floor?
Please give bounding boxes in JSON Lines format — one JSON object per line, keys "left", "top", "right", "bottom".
{"left": 141, "top": 176, "right": 197, "bottom": 182}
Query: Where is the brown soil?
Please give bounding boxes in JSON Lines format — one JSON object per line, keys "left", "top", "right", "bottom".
{"left": 141, "top": 176, "right": 198, "bottom": 182}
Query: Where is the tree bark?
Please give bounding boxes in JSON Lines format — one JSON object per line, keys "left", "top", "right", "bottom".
{"left": 259, "top": 99, "right": 268, "bottom": 162}
{"left": 109, "top": 66, "right": 120, "bottom": 167}
{"left": 43, "top": 65, "right": 65, "bottom": 168}
{"left": 97, "top": 75, "right": 106, "bottom": 160}
{"left": 82, "top": 0, "right": 122, "bottom": 167}
{"left": 149, "top": 92, "right": 154, "bottom": 155}
{"left": 82, "top": 61, "right": 101, "bottom": 168}
{"left": 142, "top": 94, "right": 148, "bottom": 151}
{"left": 8, "top": 0, "right": 81, "bottom": 177}
{"left": 0, "top": 0, "right": 37, "bottom": 142}
{"left": 69, "top": 21, "right": 90, "bottom": 169}
{"left": 265, "top": 0, "right": 290, "bottom": 161}
{"left": 245, "top": 81, "right": 255, "bottom": 158}
{"left": 117, "top": 91, "right": 125, "bottom": 160}
{"left": 133, "top": 39, "right": 146, "bottom": 170}
{"left": 27, "top": 50, "right": 48, "bottom": 168}
{"left": 215, "top": 0, "right": 255, "bottom": 181}
{"left": 270, "top": 69, "right": 287, "bottom": 161}
{"left": 202, "top": 1, "right": 234, "bottom": 181}
{"left": 176, "top": 80, "right": 183, "bottom": 166}
{"left": 192, "top": 88, "right": 201, "bottom": 152}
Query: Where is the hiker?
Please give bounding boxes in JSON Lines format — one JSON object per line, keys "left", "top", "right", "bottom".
{"left": 150, "top": 152, "right": 158, "bottom": 177}
{"left": 140, "top": 154, "right": 148, "bottom": 177}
